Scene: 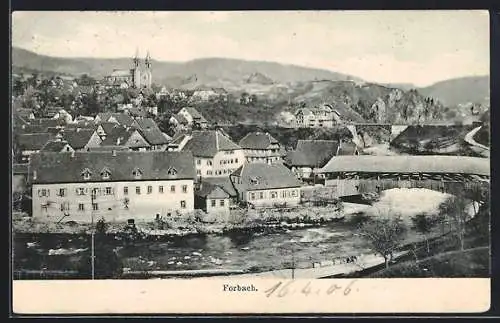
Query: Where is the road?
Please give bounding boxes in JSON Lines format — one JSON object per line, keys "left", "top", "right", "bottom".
{"left": 464, "top": 126, "right": 490, "bottom": 158}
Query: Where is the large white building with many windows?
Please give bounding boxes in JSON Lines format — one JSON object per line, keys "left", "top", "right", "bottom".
{"left": 28, "top": 150, "right": 196, "bottom": 223}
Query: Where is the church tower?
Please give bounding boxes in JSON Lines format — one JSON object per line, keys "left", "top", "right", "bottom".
{"left": 132, "top": 48, "right": 141, "bottom": 88}
{"left": 143, "top": 50, "right": 153, "bottom": 88}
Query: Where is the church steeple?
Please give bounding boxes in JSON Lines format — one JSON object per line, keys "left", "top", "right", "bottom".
{"left": 133, "top": 47, "right": 140, "bottom": 68}
{"left": 145, "top": 50, "right": 152, "bottom": 69}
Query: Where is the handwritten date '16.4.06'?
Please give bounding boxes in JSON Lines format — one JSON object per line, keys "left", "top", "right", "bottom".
{"left": 264, "top": 280, "right": 358, "bottom": 298}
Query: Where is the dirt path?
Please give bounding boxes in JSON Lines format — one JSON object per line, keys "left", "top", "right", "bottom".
{"left": 464, "top": 126, "right": 489, "bottom": 157}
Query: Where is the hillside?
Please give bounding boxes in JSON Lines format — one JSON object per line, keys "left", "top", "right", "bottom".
{"left": 12, "top": 47, "right": 361, "bottom": 88}
{"left": 419, "top": 76, "right": 490, "bottom": 107}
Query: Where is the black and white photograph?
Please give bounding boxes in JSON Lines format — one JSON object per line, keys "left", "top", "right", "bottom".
{"left": 10, "top": 10, "right": 491, "bottom": 312}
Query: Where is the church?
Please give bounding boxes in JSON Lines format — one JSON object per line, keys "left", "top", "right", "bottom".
{"left": 104, "top": 50, "right": 153, "bottom": 89}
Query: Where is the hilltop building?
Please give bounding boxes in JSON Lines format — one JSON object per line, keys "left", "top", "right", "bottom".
{"left": 104, "top": 49, "right": 153, "bottom": 89}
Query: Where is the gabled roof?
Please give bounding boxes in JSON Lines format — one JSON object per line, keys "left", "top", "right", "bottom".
{"left": 195, "top": 181, "right": 231, "bottom": 199}
{"left": 173, "top": 113, "right": 189, "bottom": 125}
{"left": 96, "top": 113, "right": 135, "bottom": 127}
{"left": 18, "top": 133, "right": 54, "bottom": 151}
{"left": 319, "top": 155, "right": 490, "bottom": 177}
{"left": 61, "top": 129, "right": 97, "bottom": 150}
{"left": 29, "top": 151, "right": 196, "bottom": 184}
{"left": 238, "top": 132, "right": 280, "bottom": 150}
{"left": 203, "top": 177, "right": 238, "bottom": 197}
{"left": 134, "top": 118, "right": 169, "bottom": 145}
{"left": 231, "top": 163, "right": 302, "bottom": 191}
{"left": 182, "top": 130, "right": 241, "bottom": 158}
{"left": 100, "top": 126, "right": 149, "bottom": 148}
{"left": 285, "top": 140, "right": 341, "bottom": 168}
{"left": 98, "top": 122, "right": 122, "bottom": 135}
{"left": 40, "top": 140, "right": 73, "bottom": 152}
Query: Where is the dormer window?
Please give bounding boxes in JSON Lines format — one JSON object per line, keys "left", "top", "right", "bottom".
{"left": 101, "top": 167, "right": 112, "bottom": 180}
{"left": 167, "top": 167, "right": 178, "bottom": 176}
{"left": 250, "top": 177, "right": 260, "bottom": 185}
{"left": 132, "top": 168, "right": 143, "bottom": 179}
{"left": 81, "top": 168, "right": 92, "bottom": 181}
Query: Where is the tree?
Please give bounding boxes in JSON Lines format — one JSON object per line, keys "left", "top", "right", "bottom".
{"left": 358, "top": 215, "right": 407, "bottom": 269}
{"left": 411, "top": 213, "right": 437, "bottom": 253}
{"left": 438, "top": 195, "right": 469, "bottom": 251}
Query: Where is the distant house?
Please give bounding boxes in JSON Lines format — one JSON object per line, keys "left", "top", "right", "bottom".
{"left": 132, "top": 118, "right": 170, "bottom": 150}
{"left": 177, "top": 107, "right": 209, "bottom": 129}
{"left": 18, "top": 133, "right": 54, "bottom": 162}
{"left": 100, "top": 126, "right": 150, "bottom": 151}
{"left": 181, "top": 130, "right": 246, "bottom": 178}
{"left": 40, "top": 139, "right": 75, "bottom": 153}
{"left": 295, "top": 108, "right": 316, "bottom": 127}
{"left": 238, "top": 131, "right": 283, "bottom": 164}
{"left": 285, "top": 140, "right": 359, "bottom": 181}
{"left": 229, "top": 163, "right": 302, "bottom": 208}
{"left": 194, "top": 181, "right": 232, "bottom": 216}
{"left": 61, "top": 128, "right": 102, "bottom": 152}
{"left": 28, "top": 151, "right": 196, "bottom": 223}
{"left": 295, "top": 104, "right": 342, "bottom": 128}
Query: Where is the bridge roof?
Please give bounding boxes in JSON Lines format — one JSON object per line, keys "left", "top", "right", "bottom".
{"left": 319, "top": 155, "right": 490, "bottom": 177}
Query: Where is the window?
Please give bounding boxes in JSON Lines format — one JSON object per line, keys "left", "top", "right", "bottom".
{"left": 105, "top": 187, "right": 112, "bottom": 195}
{"left": 180, "top": 200, "right": 186, "bottom": 208}
{"left": 207, "top": 160, "right": 212, "bottom": 166}
{"left": 136, "top": 186, "right": 141, "bottom": 195}
{"left": 211, "top": 199, "right": 216, "bottom": 207}
{"left": 259, "top": 192, "right": 264, "bottom": 199}
{"left": 101, "top": 168, "right": 111, "bottom": 180}
{"left": 250, "top": 193, "right": 255, "bottom": 200}
{"left": 170, "top": 185, "right": 175, "bottom": 192}
{"left": 167, "top": 167, "right": 178, "bottom": 176}
{"left": 60, "top": 202, "right": 70, "bottom": 211}
{"left": 38, "top": 189, "right": 49, "bottom": 197}
{"left": 81, "top": 168, "right": 92, "bottom": 180}
{"left": 207, "top": 170, "right": 213, "bottom": 175}
{"left": 182, "top": 185, "right": 188, "bottom": 193}
{"left": 58, "top": 188, "right": 66, "bottom": 197}
{"left": 91, "top": 188, "right": 100, "bottom": 197}
{"left": 196, "top": 170, "right": 201, "bottom": 175}
{"left": 132, "top": 168, "right": 142, "bottom": 179}
{"left": 159, "top": 186, "right": 164, "bottom": 193}
{"left": 76, "top": 188, "right": 85, "bottom": 196}
{"left": 291, "top": 190, "right": 298, "bottom": 197}
{"left": 271, "top": 191, "right": 277, "bottom": 199}
{"left": 196, "top": 159, "right": 201, "bottom": 165}
{"left": 92, "top": 203, "right": 99, "bottom": 211}
{"left": 220, "top": 200, "right": 225, "bottom": 207}
{"left": 147, "top": 186, "right": 153, "bottom": 194}
{"left": 230, "top": 159, "right": 233, "bottom": 164}
{"left": 235, "top": 158, "right": 238, "bottom": 163}
{"left": 78, "top": 203, "right": 85, "bottom": 211}
{"left": 124, "top": 187, "right": 129, "bottom": 195}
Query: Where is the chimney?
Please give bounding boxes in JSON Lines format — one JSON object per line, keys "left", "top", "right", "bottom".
{"left": 117, "top": 137, "right": 121, "bottom": 145}
{"left": 112, "top": 150, "right": 117, "bottom": 157}
{"left": 33, "top": 170, "right": 37, "bottom": 180}
{"left": 71, "top": 151, "right": 75, "bottom": 158}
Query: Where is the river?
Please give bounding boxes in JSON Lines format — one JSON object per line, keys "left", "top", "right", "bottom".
{"left": 13, "top": 221, "right": 373, "bottom": 275}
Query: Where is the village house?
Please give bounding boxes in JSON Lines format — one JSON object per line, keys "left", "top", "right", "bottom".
{"left": 166, "top": 132, "right": 193, "bottom": 151}
{"left": 317, "top": 155, "right": 490, "bottom": 198}
{"left": 100, "top": 126, "right": 150, "bottom": 151}
{"left": 96, "top": 122, "right": 122, "bottom": 140}
{"left": 229, "top": 163, "right": 302, "bottom": 208}
{"left": 132, "top": 118, "right": 170, "bottom": 150}
{"left": 295, "top": 104, "right": 342, "bottom": 128}
{"left": 94, "top": 112, "right": 138, "bottom": 128}
{"left": 17, "top": 133, "right": 54, "bottom": 162}
{"left": 61, "top": 128, "right": 102, "bottom": 152}
{"left": 28, "top": 150, "right": 196, "bottom": 223}
{"left": 238, "top": 131, "right": 283, "bottom": 164}
{"left": 176, "top": 107, "right": 209, "bottom": 129}
{"left": 40, "top": 139, "right": 75, "bottom": 153}
{"left": 284, "top": 140, "right": 359, "bottom": 182}
{"left": 181, "top": 130, "right": 246, "bottom": 178}
{"left": 194, "top": 181, "right": 232, "bottom": 217}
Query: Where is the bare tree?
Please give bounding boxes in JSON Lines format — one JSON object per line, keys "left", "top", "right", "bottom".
{"left": 438, "top": 195, "right": 469, "bottom": 251}
{"left": 358, "top": 215, "right": 407, "bottom": 269}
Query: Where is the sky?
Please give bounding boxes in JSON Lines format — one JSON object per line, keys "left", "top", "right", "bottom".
{"left": 11, "top": 10, "right": 489, "bottom": 87}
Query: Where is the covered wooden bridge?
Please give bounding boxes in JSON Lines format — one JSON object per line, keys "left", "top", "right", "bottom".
{"left": 317, "top": 155, "right": 490, "bottom": 198}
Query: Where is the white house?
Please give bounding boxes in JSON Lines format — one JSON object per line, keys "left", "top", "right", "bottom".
{"left": 238, "top": 131, "right": 283, "bottom": 164}
{"left": 229, "top": 163, "right": 302, "bottom": 208}
{"left": 181, "top": 130, "right": 246, "bottom": 178}
{"left": 29, "top": 150, "right": 196, "bottom": 223}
